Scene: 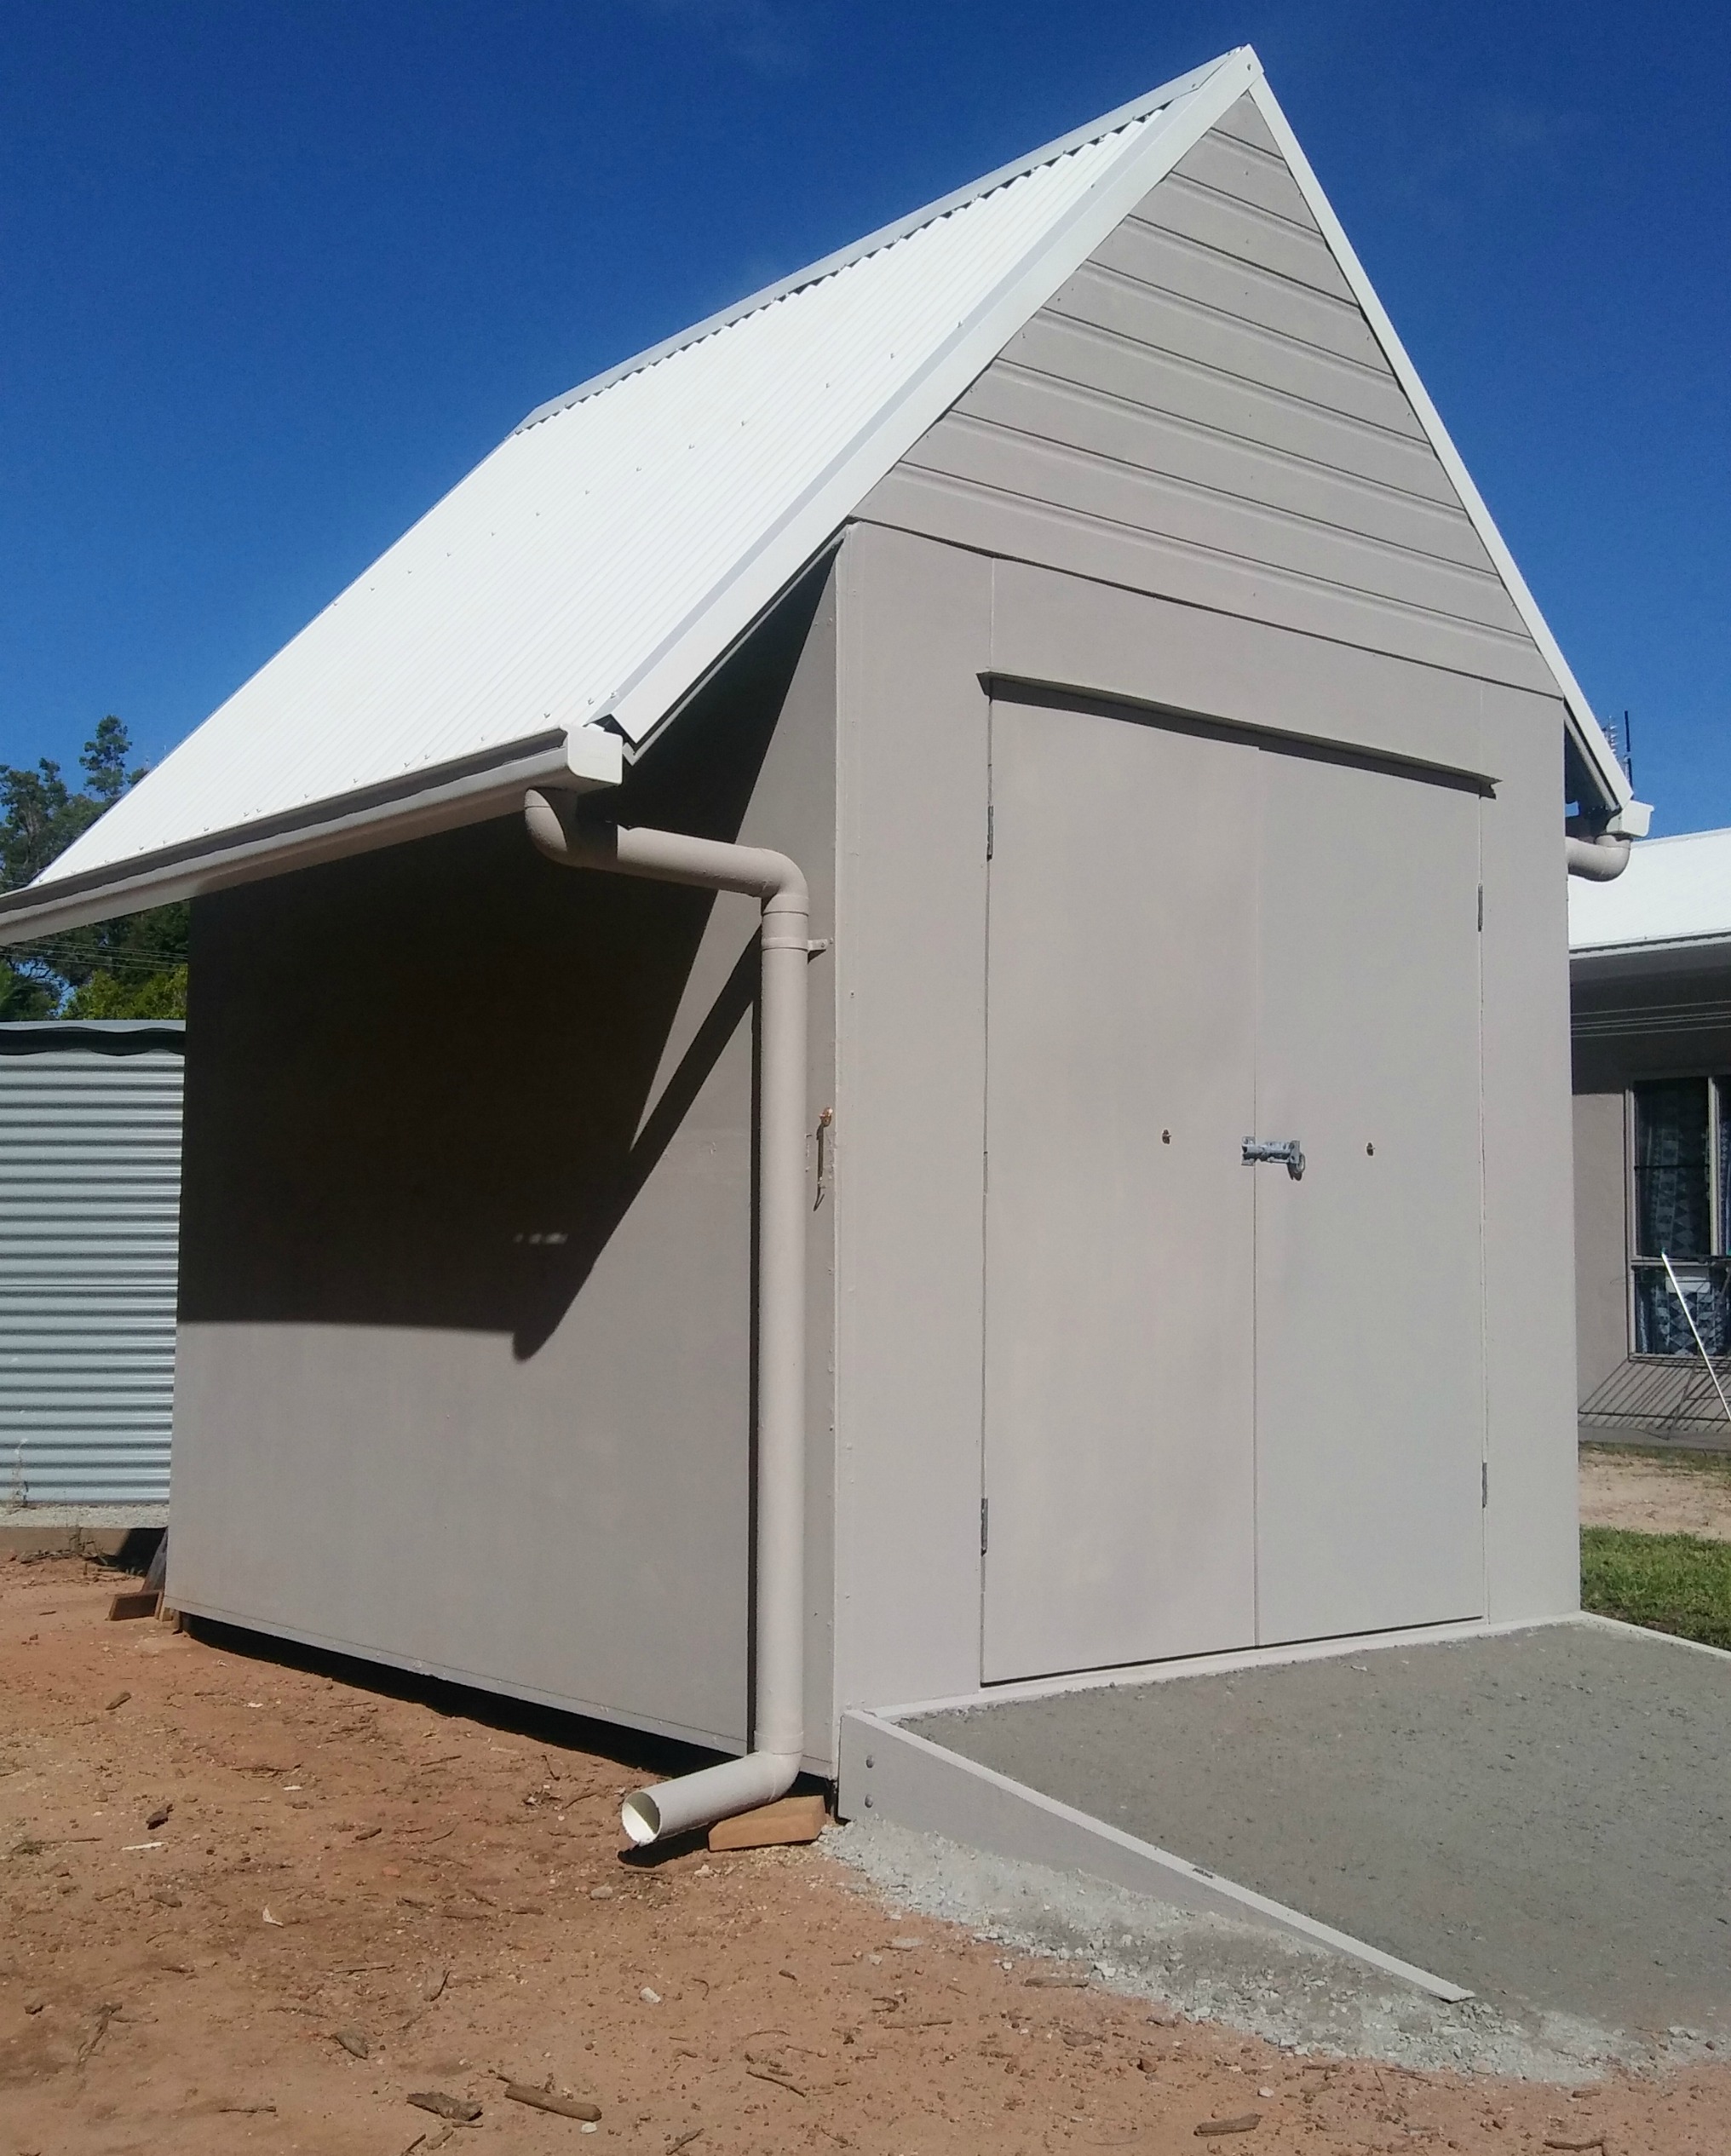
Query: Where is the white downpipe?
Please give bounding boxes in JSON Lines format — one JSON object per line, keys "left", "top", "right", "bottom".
{"left": 524, "top": 790, "right": 809, "bottom": 1845}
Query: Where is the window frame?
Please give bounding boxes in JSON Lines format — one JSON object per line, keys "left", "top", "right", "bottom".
{"left": 1626, "top": 1076, "right": 1731, "bottom": 1360}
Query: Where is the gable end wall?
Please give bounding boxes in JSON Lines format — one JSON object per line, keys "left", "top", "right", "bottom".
{"left": 857, "top": 95, "right": 1557, "bottom": 704}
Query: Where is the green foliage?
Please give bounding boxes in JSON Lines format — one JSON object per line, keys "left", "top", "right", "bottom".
{"left": 65, "top": 964, "right": 189, "bottom": 1021}
{"left": 0, "top": 718, "right": 188, "bottom": 1019}
{"left": 1580, "top": 1526, "right": 1731, "bottom": 1650}
{"left": 0, "top": 957, "right": 57, "bottom": 1021}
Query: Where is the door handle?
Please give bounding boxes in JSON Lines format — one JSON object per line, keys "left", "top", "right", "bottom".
{"left": 1242, "top": 1137, "right": 1305, "bottom": 1181}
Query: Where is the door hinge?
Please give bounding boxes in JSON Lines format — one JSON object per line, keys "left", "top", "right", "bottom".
{"left": 1477, "top": 884, "right": 1484, "bottom": 931}
{"left": 981, "top": 1497, "right": 989, "bottom": 1555}
{"left": 1481, "top": 1461, "right": 1489, "bottom": 1509}
{"left": 986, "top": 803, "right": 995, "bottom": 861}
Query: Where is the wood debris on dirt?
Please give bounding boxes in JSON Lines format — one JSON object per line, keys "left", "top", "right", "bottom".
{"left": 407, "top": 2090, "right": 483, "bottom": 2123}
{"left": 501, "top": 2081, "right": 602, "bottom": 2120}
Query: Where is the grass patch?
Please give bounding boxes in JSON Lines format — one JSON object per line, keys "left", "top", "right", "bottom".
{"left": 1581, "top": 1527, "right": 1731, "bottom": 1650}
{"left": 1582, "top": 1442, "right": 1731, "bottom": 1484}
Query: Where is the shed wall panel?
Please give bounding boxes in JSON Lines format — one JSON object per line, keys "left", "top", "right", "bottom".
{"left": 858, "top": 95, "right": 1557, "bottom": 703}
{"left": 831, "top": 524, "right": 992, "bottom": 1718}
{"left": 0, "top": 1043, "right": 182, "bottom": 1504}
{"left": 168, "top": 572, "right": 837, "bottom": 1757}
{"left": 1480, "top": 687, "right": 1580, "bottom": 1619}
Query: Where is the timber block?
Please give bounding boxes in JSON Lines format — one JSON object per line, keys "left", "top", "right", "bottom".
{"left": 106, "top": 1589, "right": 162, "bottom": 1622}
{"left": 707, "top": 1793, "right": 828, "bottom": 1851}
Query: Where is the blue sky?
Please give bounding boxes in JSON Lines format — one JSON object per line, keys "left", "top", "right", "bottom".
{"left": 3, "top": 2, "right": 1726, "bottom": 830}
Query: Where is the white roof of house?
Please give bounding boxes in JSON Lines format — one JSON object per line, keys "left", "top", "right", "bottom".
{"left": 2, "top": 44, "right": 1642, "bottom": 940}
{"left": 1570, "top": 827, "right": 1731, "bottom": 954}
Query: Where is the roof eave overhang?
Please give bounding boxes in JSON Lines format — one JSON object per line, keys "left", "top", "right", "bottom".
{"left": 0, "top": 723, "right": 623, "bottom": 946}
{"left": 1570, "top": 934, "right": 1731, "bottom": 985}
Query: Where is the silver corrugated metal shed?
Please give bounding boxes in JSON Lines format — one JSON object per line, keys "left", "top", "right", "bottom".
{"left": 0, "top": 1024, "right": 184, "bottom": 1507}
{"left": 0, "top": 41, "right": 1644, "bottom": 952}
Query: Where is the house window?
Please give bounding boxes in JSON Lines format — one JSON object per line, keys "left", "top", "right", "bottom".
{"left": 1630, "top": 1078, "right": 1731, "bottom": 1355}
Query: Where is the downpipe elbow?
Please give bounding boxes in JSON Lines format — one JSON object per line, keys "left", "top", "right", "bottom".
{"left": 1566, "top": 832, "right": 1632, "bottom": 882}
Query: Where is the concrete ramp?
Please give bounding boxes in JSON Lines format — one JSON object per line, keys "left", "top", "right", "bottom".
{"left": 840, "top": 1618, "right": 1731, "bottom": 2041}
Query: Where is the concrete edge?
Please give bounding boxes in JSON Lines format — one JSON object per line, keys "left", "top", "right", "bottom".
{"left": 867, "top": 1613, "right": 1563, "bottom": 1722}
{"left": 0, "top": 1515, "right": 167, "bottom": 1561}
{"left": 837, "top": 1710, "right": 1473, "bottom": 2005}
{"left": 1573, "top": 1608, "right": 1731, "bottom": 1664}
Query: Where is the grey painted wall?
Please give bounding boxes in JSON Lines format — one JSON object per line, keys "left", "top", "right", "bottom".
{"left": 857, "top": 95, "right": 1556, "bottom": 705}
{"left": 1573, "top": 1092, "right": 1629, "bottom": 1400}
{"left": 1477, "top": 688, "right": 1579, "bottom": 1618}
{"left": 170, "top": 567, "right": 838, "bottom": 1760}
{"left": 828, "top": 516, "right": 1581, "bottom": 1712}
{"left": 1569, "top": 948, "right": 1731, "bottom": 1417}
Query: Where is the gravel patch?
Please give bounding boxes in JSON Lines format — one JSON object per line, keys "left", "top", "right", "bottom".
{"left": 827, "top": 1814, "right": 1711, "bottom": 2082}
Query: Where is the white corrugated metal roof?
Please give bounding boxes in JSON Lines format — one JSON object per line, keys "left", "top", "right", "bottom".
{"left": 2, "top": 40, "right": 1643, "bottom": 937}
{"left": 24, "top": 50, "right": 1255, "bottom": 905}
{"left": 1570, "top": 828, "right": 1731, "bottom": 953}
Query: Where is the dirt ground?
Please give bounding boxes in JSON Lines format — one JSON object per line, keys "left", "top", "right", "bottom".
{"left": 3, "top": 1555, "right": 1730, "bottom": 2155}
{"left": 1579, "top": 1446, "right": 1731, "bottom": 1541}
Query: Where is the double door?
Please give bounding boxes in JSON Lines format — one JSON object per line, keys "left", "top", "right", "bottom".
{"left": 981, "top": 697, "right": 1486, "bottom": 1682}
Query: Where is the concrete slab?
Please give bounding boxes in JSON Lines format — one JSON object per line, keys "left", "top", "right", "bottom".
{"left": 902, "top": 1620, "right": 1731, "bottom": 2044}
{"left": 0, "top": 1506, "right": 167, "bottom": 1560}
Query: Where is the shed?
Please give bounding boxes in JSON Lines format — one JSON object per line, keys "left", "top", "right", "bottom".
{"left": 0, "top": 1021, "right": 184, "bottom": 1511}
{"left": 1571, "top": 828, "right": 1731, "bottom": 1447}
{"left": 0, "top": 49, "right": 1647, "bottom": 1836}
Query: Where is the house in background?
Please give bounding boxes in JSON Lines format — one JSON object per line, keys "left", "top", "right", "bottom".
{"left": 1573, "top": 829, "right": 1731, "bottom": 1450}
{"left": 0, "top": 1020, "right": 183, "bottom": 1526}
{"left": 0, "top": 49, "right": 1647, "bottom": 1838}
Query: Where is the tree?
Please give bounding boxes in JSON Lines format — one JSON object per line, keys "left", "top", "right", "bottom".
{"left": 0, "top": 718, "right": 188, "bottom": 1020}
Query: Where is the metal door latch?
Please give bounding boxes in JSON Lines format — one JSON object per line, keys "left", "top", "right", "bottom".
{"left": 1242, "top": 1137, "right": 1305, "bottom": 1180}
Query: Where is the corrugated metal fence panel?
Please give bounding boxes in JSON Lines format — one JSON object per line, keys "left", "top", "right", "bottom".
{"left": 0, "top": 1044, "right": 183, "bottom": 1503}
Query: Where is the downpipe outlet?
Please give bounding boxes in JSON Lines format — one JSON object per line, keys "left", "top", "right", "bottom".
{"left": 526, "top": 788, "right": 811, "bottom": 1848}
{"left": 620, "top": 1751, "right": 802, "bottom": 1848}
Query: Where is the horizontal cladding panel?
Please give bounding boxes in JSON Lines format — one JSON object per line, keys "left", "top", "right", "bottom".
{"left": 958, "top": 364, "right": 1492, "bottom": 572}
{"left": 0, "top": 1109, "right": 184, "bottom": 1132}
{"left": 857, "top": 469, "right": 1556, "bottom": 698}
{"left": 986, "top": 554, "right": 1527, "bottom": 779}
{"left": 0, "top": 1065, "right": 185, "bottom": 1086}
{"left": 1172, "top": 124, "right": 1321, "bottom": 230}
{"left": 0, "top": 1399, "right": 175, "bottom": 1421}
{"left": 1097, "top": 216, "right": 1383, "bottom": 369}
{"left": 1050, "top": 262, "right": 1424, "bottom": 439}
{"left": 0, "top": 1463, "right": 170, "bottom": 1503}
{"left": 0, "top": 1295, "right": 178, "bottom": 1319}
{"left": 904, "top": 414, "right": 1524, "bottom": 633}
{"left": 1139, "top": 170, "right": 1355, "bottom": 302}
{"left": 1211, "top": 93, "right": 1282, "bottom": 158}
{"left": 1003, "top": 313, "right": 1459, "bottom": 505}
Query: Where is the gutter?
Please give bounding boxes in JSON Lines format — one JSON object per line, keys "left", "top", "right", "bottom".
{"left": 0, "top": 727, "right": 624, "bottom": 945}
{"left": 524, "top": 789, "right": 812, "bottom": 1846}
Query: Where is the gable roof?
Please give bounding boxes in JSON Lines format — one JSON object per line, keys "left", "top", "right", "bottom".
{"left": 2, "top": 47, "right": 1645, "bottom": 943}
{"left": 1570, "top": 828, "right": 1731, "bottom": 957}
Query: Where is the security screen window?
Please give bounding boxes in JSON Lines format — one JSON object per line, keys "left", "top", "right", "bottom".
{"left": 1630, "top": 1077, "right": 1731, "bottom": 1356}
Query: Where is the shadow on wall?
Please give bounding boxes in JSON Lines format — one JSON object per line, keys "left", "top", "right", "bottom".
{"left": 178, "top": 569, "right": 825, "bottom": 1360}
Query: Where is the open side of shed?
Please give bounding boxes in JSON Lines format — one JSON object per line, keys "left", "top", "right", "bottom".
{"left": 0, "top": 51, "right": 1640, "bottom": 1835}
